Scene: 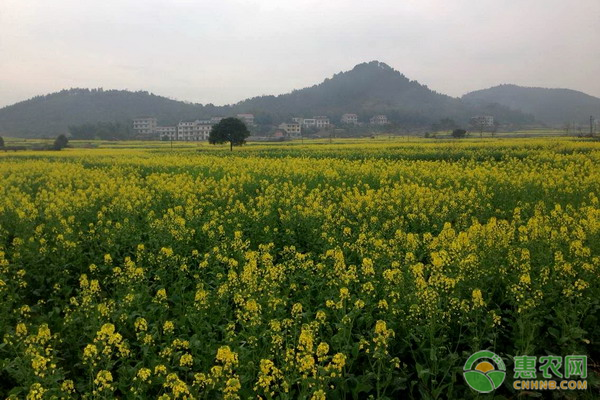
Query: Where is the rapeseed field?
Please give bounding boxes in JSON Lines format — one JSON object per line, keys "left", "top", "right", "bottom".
{"left": 0, "top": 138, "right": 598, "bottom": 399}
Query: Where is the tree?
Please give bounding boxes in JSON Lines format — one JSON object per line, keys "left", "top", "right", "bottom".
{"left": 0, "top": 136, "right": 4, "bottom": 148}
{"left": 209, "top": 117, "right": 250, "bottom": 151}
{"left": 452, "top": 129, "right": 467, "bottom": 138}
{"left": 470, "top": 117, "right": 487, "bottom": 138}
{"left": 53, "top": 134, "right": 69, "bottom": 150}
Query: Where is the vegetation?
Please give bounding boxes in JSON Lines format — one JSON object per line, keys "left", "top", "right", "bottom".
{"left": 0, "top": 138, "right": 598, "bottom": 399}
{"left": 52, "top": 134, "right": 69, "bottom": 150}
{"left": 0, "top": 62, "right": 537, "bottom": 138}
{"left": 68, "top": 121, "right": 132, "bottom": 140}
{"left": 209, "top": 117, "right": 250, "bottom": 151}
{"left": 451, "top": 128, "right": 467, "bottom": 138}
{"left": 463, "top": 84, "right": 600, "bottom": 126}
{"left": 0, "top": 136, "right": 4, "bottom": 148}
{"left": 0, "top": 88, "right": 213, "bottom": 138}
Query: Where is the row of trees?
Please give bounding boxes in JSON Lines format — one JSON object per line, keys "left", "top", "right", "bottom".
{"left": 68, "top": 121, "right": 132, "bottom": 140}
{"left": 0, "top": 135, "right": 68, "bottom": 150}
{"left": 430, "top": 117, "right": 500, "bottom": 139}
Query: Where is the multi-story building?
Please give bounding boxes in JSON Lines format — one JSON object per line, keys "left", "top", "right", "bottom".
{"left": 301, "top": 118, "right": 316, "bottom": 128}
{"left": 278, "top": 122, "right": 302, "bottom": 137}
{"left": 314, "top": 116, "right": 330, "bottom": 129}
{"left": 341, "top": 113, "right": 358, "bottom": 125}
{"left": 236, "top": 114, "right": 255, "bottom": 126}
{"left": 155, "top": 126, "right": 177, "bottom": 140}
{"left": 470, "top": 116, "right": 494, "bottom": 128}
{"left": 370, "top": 115, "right": 388, "bottom": 125}
{"left": 292, "top": 116, "right": 330, "bottom": 129}
{"left": 177, "top": 120, "right": 213, "bottom": 141}
{"left": 133, "top": 117, "right": 158, "bottom": 137}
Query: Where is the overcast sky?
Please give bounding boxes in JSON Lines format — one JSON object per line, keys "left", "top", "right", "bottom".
{"left": 1, "top": 0, "right": 599, "bottom": 108}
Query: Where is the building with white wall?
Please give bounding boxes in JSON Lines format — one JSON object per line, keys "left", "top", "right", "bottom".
{"left": 133, "top": 117, "right": 158, "bottom": 136}
{"left": 155, "top": 126, "right": 177, "bottom": 140}
{"left": 278, "top": 122, "right": 302, "bottom": 137}
{"left": 177, "top": 120, "right": 213, "bottom": 141}
{"left": 314, "top": 116, "right": 330, "bottom": 129}
{"left": 341, "top": 114, "right": 358, "bottom": 125}
{"left": 470, "top": 116, "right": 494, "bottom": 128}
{"left": 370, "top": 115, "right": 388, "bottom": 125}
{"left": 236, "top": 114, "right": 255, "bottom": 126}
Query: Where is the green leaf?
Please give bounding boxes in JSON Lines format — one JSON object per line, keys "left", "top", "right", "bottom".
{"left": 487, "top": 371, "right": 506, "bottom": 389}
{"left": 463, "top": 371, "right": 494, "bottom": 393}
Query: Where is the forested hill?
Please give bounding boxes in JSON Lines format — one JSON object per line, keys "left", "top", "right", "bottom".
{"left": 1, "top": 62, "right": 535, "bottom": 137}
{"left": 232, "top": 61, "right": 531, "bottom": 126}
{"left": 462, "top": 84, "right": 600, "bottom": 126}
{"left": 0, "top": 89, "right": 221, "bottom": 137}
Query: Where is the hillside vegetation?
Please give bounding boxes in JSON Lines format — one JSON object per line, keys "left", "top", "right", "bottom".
{"left": 0, "top": 62, "right": 534, "bottom": 137}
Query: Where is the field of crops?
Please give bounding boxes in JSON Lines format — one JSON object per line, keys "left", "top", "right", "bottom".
{"left": 0, "top": 138, "right": 599, "bottom": 399}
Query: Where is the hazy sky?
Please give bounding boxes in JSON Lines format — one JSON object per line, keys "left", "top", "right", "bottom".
{"left": 1, "top": 0, "right": 599, "bottom": 108}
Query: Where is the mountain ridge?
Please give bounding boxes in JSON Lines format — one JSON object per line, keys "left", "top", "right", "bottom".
{"left": 462, "top": 84, "right": 600, "bottom": 126}
{"left": 3, "top": 61, "right": 595, "bottom": 137}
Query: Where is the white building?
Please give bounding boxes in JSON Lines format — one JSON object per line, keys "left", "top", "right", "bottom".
{"left": 341, "top": 113, "right": 358, "bottom": 125}
{"left": 177, "top": 120, "right": 213, "bottom": 141}
{"left": 369, "top": 115, "right": 388, "bottom": 125}
{"left": 470, "top": 116, "right": 494, "bottom": 128}
{"left": 210, "top": 116, "right": 225, "bottom": 124}
{"left": 314, "top": 116, "right": 330, "bottom": 129}
{"left": 278, "top": 122, "right": 302, "bottom": 137}
{"left": 133, "top": 117, "right": 158, "bottom": 136}
{"left": 292, "top": 116, "right": 330, "bottom": 129}
{"left": 236, "top": 114, "right": 255, "bottom": 126}
{"left": 156, "top": 126, "right": 177, "bottom": 140}
{"left": 302, "top": 118, "right": 316, "bottom": 127}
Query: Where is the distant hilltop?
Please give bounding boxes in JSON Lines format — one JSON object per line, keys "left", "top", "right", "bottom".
{"left": 1, "top": 61, "right": 598, "bottom": 138}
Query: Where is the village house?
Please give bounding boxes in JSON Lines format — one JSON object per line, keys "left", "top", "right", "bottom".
{"left": 177, "top": 120, "right": 212, "bottom": 141}
{"left": 470, "top": 115, "right": 495, "bottom": 128}
{"left": 341, "top": 113, "right": 358, "bottom": 125}
{"left": 155, "top": 126, "right": 177, "bottom": 140}
{"left": 314, "top": 116, "right": 330, "bottom": 129}
{"left": 292, "top": 116, "right": 330, "bottom": 129}
{"left": 369, "top": 115, "right": 388, "bottom": 125}
{"left": 236, "top": 113, "right": 255, "bottom": 126}
{"left": 133, "top": 117, "right": 158, "bottom": 137}
{"left": 278, "top": 122, "right": 302, "bottom": 137}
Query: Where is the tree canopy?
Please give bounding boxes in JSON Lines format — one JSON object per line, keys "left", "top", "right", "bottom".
{"left": 53, "top": 134, "right": 69, "bottom": 150}
{"left": 209, "top": 118, "right": 250, "bottom": 151}
{"left": 69, "top": 121, "right": 132, "bottom": 140}
{"left": 452, "top": 128, "right": 467, "bottom": 138}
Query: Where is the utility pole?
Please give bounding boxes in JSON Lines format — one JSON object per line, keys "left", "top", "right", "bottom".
{"left": 591, "top": 116, "right": 594, "bottom": 137}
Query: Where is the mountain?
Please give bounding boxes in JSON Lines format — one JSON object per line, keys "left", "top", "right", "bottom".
{"left": 462, "top": 84, "right": 600, "bottom": 126}
{"left": 234, "top": 61, "right": 465, "bottom": 124}
{"left": 232, "top": 61, "right": 531, "bottom": 126}
{"left": 0, "top": 89, "right": 227, "bottom": 137}
{"left": 0, "top": 61, "right": 533, "bottom": 137}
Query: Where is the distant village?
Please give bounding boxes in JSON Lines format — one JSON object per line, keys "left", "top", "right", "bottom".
{"left": 133, "top": 113, "right": 498, "bottom": 141}
{"left": 133, "top": 113, "right": 393, "bottom": 141}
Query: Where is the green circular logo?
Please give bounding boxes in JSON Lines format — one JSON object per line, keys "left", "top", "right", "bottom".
{"left": 463, "top": 350, "right": 506, "bottom": 393}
